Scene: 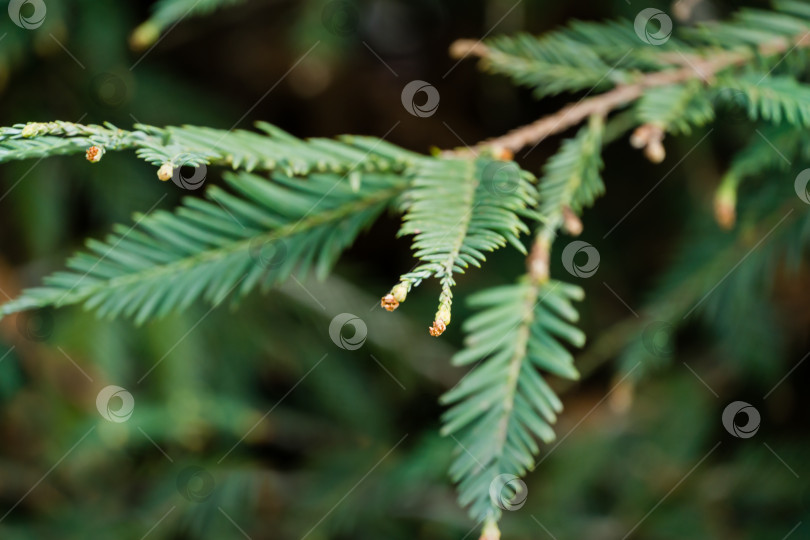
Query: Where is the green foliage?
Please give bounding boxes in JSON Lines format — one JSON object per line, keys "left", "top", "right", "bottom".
{"left": 0, "top": 121, "right": 416, "bottom": 176}
{"left": 396, "top": 158, "right": 535, "bottom": 315}
{"left": 479, "top": 2, "right": 810, "bottom": 138}
{"left": 437, "top": 116, "right": 604, "bottom": 523}
{"left": 0, "top": 169, "right": 404, "bottom": 324}
{"left": 3, "top": 1, "right": 810, "bottom": 538}
{"left": 714, "top": 74, "right": 810, "bottom": 127}
{"left": 537, "top": 115, "right": 605, "bottom": 218}
{"left": 441, "top": 280, "right": 584, "bottom": 521}
{"left": 481, "top": 33, "right": 622, "bottom": 98}
{"left": 0, "top": 122, "right": 545, "bottom": 328}
{"left": 684, "top": 2, "right": 810, "bottom": 46}
{"left": 636, "top": 82, "right": 715, "bottom": 134}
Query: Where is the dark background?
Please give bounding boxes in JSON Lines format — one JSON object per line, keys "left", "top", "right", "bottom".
{"left": 0, "top": 0, "right": 806, "bottom": 539}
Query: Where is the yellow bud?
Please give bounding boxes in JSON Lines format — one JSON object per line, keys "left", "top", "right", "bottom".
{"left": 85, "top": 146, "right": 103, "bottom": 163}
{"left": 645, "top": 140, "right": 666, "bottom": 163}
{"left": 130, "top": 22, "right": 160, "bottom": 51}
{"left": 429, "top": 319, "right": 446, "bottom": 337}
{"left": 380, "top": 294, "right": 399, "bottom": 312}
{"left": 157, "top": 163, "right": 173, "bottom": 182}
{"left": 391, "top": 283, "right": 408, "bottom": 303}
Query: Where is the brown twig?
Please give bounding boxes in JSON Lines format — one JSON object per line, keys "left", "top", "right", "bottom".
{"left": 445, "top": 32, "right": 810, "bottom": 156}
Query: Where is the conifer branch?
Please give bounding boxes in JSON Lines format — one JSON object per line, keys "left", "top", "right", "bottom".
{"left": 448, "top": 27, "right": 810, "bottom": 155}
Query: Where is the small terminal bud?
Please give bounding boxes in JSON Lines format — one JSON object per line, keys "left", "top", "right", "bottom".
{"left": 479, "top": 520, "right": 501, "bottom": 540}
{"left": 391, "top": 283, "right": 408, "bottom": 303}
{"left": 629, "top": 125, "right": 650, "bottom": 149}
{"left": 644, "top": 139, "right": 666, "bottom": 163}
{"left": 429, "top": 305, "right": 452, "bottom": 336}
{"left": 714, "top": 178, "right": 737, "bottom": 230}
{"left": 449, "top": 39, "right": 489, "bottom": 60}
{"left": 157, "top": 162, "right": 174, "bottom": 182}
{"left": 492, "top": 145, "right": 514, "bottom": 161}
{"left": 429, "top": 319, "right": 447, "bottom": 337}
{"left": 381, "top": 282, "right": 409, "bottom": 312}
{"left": 381, "top": 294, "right": 399, "bottom": 312}
{"left": 85, "top": 145, "right": 103, "bottom": 163}
{"left": 631, "top": 124, "right": 666, "bottom": 163}
{"left": 130, "top": 22, "right": 160, "bottom": 51}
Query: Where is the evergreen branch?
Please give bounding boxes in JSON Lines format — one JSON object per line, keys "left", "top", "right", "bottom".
{"left": 0, "top": 171, "right": 406, "bottom": 323}
{"left": 474, "top": 32, "right": 625, "bottom": 99}
{"left": 441, "top": 115, "right": 606, "bottom": 538}
{"left": 382, "top": 158, "right": 536, "bottom": 335}
{"left": 527, "top": 115, "right": 605, "bottom": 282}
{"left": 537, "top": 115, "right": 605, "bottom": 217}
{"left": 448, "top": 18, "right": 810, "bottom": 155}
{"left": 635, "top": 81, "right": 715, "bottom": 135}
{"left": 714, "top": 73, "right": 810, "bottom": 127}
{"left": 0, "top": 121, "right": 416, "bottom": 178}
{"left": 441, "top": 279, "right": 584, "bottom": 524}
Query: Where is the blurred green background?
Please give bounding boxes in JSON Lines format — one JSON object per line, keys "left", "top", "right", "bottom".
{"left": 0, "top": 0, "right": 807, "bottom": 539}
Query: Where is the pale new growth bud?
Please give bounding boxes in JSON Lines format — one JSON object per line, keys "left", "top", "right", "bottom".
{"left": 429, "top": 305, "right": 452, "bottom": 337}
{"left": 130, "top": 22, "right": 160, "bottom": 51}
{"left": 644, "top": 139, "right": 666, "bottom": 163}
{"left": 631, "top": 124, "right": 666, "bottom": 163}
{"left": 429, "top": 319, "right": 447, "bottom": 337}
{"left": 381, "top": 283, "right": 409, "bottom": 312}
{"left": 714, "top": 198, "right": 736, "bottom": 230}
{"left": 391, "top": 283, "right": 408, "bottom": 303}
{"left": 157, "top": 163, "right": 174, "bottom": 182}
{"left": 449, "top": 39, "right": 489, "bottom": 60}
{"left": 714, "top": 180, "right": 737, "bottom": 230}
{"left": 491, "top": 145, "right": 514, "bottom": 161}
{"left": 629, "top": 125, "right": 649, "bottom": 149}
{"left": 479, "top": 520, "right": 501, "bottom": 540}
{"left": 86, "top": 146, "right": 103, "bottom": 163}
{"left": 381, "top": 294, "right": 399, "bottom": 312}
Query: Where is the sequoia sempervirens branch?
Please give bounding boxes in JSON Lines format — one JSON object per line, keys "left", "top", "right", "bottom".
{"left": 445, "top": 30, "right": 810, "bottom": 157}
